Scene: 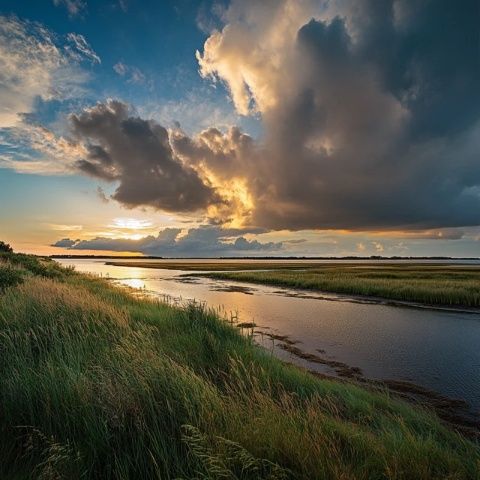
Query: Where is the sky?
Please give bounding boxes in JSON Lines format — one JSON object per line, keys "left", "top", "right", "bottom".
{"left": 0, "top": 0, "right": 479, "bottom": 257}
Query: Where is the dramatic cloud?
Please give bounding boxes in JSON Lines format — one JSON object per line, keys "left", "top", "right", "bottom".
{"left": 0, "top": 15, "right": 97, "bottom": 128}
{"left": 4, "top": 1, "right": 479, "bottom": 237}
{"left": 69, "top": 100, "right": 219, "bottom": 212}
{"left": 194, "top": 0, "right": 480, "bottom": 231}
{"left": 53, "top": 226, "right": 283, "bottom": 256}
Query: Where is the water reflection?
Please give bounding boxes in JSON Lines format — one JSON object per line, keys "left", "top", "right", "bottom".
{"left": 59, "top": 258, "right": 480, "bottom": 412}
{"left": 123, "top": 278, "right": 146, "bottom": 289}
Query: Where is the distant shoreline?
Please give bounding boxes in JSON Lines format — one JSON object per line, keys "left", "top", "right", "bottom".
{"left": 51, "top": 254, "right": 480, "bottom": 260}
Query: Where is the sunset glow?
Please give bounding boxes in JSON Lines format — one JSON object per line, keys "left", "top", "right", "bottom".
{"left": 1, "top": 3, "right": 479, "bottom": 477}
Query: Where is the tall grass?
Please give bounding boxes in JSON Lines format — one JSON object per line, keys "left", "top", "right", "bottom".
{"left": 0, "top": 254, "right": 479, "bottom": 479}
{"left": 205, "top": 265, "right": 480, "bottom": 307}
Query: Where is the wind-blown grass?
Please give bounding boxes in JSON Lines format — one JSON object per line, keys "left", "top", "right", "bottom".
{"left": 0, "top": 253, "right": 479, "bottom": 479}
{"left": 203, "top": 265, "right": 480, "bottom": 307}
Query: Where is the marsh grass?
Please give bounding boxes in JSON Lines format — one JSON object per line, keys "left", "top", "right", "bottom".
{"left": 204, "top": 265, "right": 480, "bottom": 307}
{"left": 0, "top": 254, "right": 479, "bottom": 479}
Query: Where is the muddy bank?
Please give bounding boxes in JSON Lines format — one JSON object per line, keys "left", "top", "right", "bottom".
{"left": 211, "top": 279, "right": 480, "bottom": 314}
{"left": 241, "top": 326, "right": 480, "bottom": 439}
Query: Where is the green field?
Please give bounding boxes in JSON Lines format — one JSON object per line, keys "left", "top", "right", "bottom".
{"left": 1, "top": 253, "right": 479, "bottom": 479}
{"left": 198, "top": 265, "right": 480, "bottom": 308}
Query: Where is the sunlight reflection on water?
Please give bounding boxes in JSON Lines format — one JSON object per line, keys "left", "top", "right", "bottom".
{"left": 123, "top": 278, "right": 146, "bottom": 289}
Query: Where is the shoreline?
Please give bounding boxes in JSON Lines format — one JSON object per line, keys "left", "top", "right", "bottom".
{"left": 246, "top": 328, "right": 480, "bottom": 439}
{"left": 197, "top": 271, "right": 480, "bottom": 311}
{"left": 104, "top": 260, "right": 480, "bottom": 311}
{"left": 198, "top": 275, "right": 480, "bottom": 314}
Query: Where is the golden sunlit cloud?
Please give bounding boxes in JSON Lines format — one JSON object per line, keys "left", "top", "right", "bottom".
{"left": 206, "top": 176, "right": 254, "bottom": 228}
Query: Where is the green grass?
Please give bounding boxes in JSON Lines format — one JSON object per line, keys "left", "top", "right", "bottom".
{"left": 0, "top": 253, "right": 479, "bottom": 479}
{"left": 202, "top": 265, "right": 480, "bottom": 308}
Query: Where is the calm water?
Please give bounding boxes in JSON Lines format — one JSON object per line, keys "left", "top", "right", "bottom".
{"left": 58, "top": 258, "right": 480, "bottom": 411}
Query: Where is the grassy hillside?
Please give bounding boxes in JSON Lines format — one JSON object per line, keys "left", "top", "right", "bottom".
{"left": 201, "top": 265, "right": 480, "bottom": 308}
{"left": 0, "top": 253, "right": 479, "bottom": 479}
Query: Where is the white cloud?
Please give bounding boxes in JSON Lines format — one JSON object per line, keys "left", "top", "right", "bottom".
{"left": 197, "top": 0, "right": 321, "bottom": 115}
{"left": 0, "top": 123, "right": 86, "bottom": 174}
{"left": 66, "top": 33, "right": 101, "bottom": 64}
{"left": 0, "top": 16, "right": 98, "bottom": 128}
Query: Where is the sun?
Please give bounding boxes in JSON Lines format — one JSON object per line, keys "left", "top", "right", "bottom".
{"left": 110, "top": 218, "right": 153, "bottom": 230}
{"left": 102, "top": 218, "right": 156, "bottom": 240}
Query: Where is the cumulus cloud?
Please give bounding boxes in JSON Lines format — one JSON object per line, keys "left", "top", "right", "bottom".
{"left": 69, "top": 100, "right": 219, "bottom": 212}
{"left": 0, "top": 16, "right": 97, "bottom": 128}
{"left": 194, "top": 0, "right": 480, "bottom": 231}
{"left": 52, "top": 226, "right": 283, "bottom": 256}
{"left": 0, "top": 97, "right": 249, "bottom": 220}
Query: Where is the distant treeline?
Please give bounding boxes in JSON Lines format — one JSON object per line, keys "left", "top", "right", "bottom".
{"left": 50, "top": 254, "right": 479, "bottom": 260}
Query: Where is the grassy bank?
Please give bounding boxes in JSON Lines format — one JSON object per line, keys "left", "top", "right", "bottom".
{"left": 200, "top": 265, "right": 480, "bottom": 308}
{"left": 0, "top": 253, "right": 479, "bottom": 479}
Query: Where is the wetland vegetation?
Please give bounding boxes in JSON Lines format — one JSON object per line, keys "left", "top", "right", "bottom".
{"left": 199, "top": 264, "right": 480, "bottom": 308}
{"left": 107, "top": 260, "right": 480, "bottom": 308}
{"left": 0, "top": 252, "right": 479, "bottom": 479}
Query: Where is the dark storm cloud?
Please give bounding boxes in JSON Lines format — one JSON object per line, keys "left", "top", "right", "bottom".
{"left": 70, "top": 100, "right": 219, "bottom": 212}
{"left": 53, "top": 226, "right": 283, "bottom": 256}
{"left": 349, "top": 0, "right": 480, "bottom": 139}
{"left": 195, "top": 0, "right": 480, "bottom": 231}
{"left": 256, "top": 3, "right": 480, "bottom": 230}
